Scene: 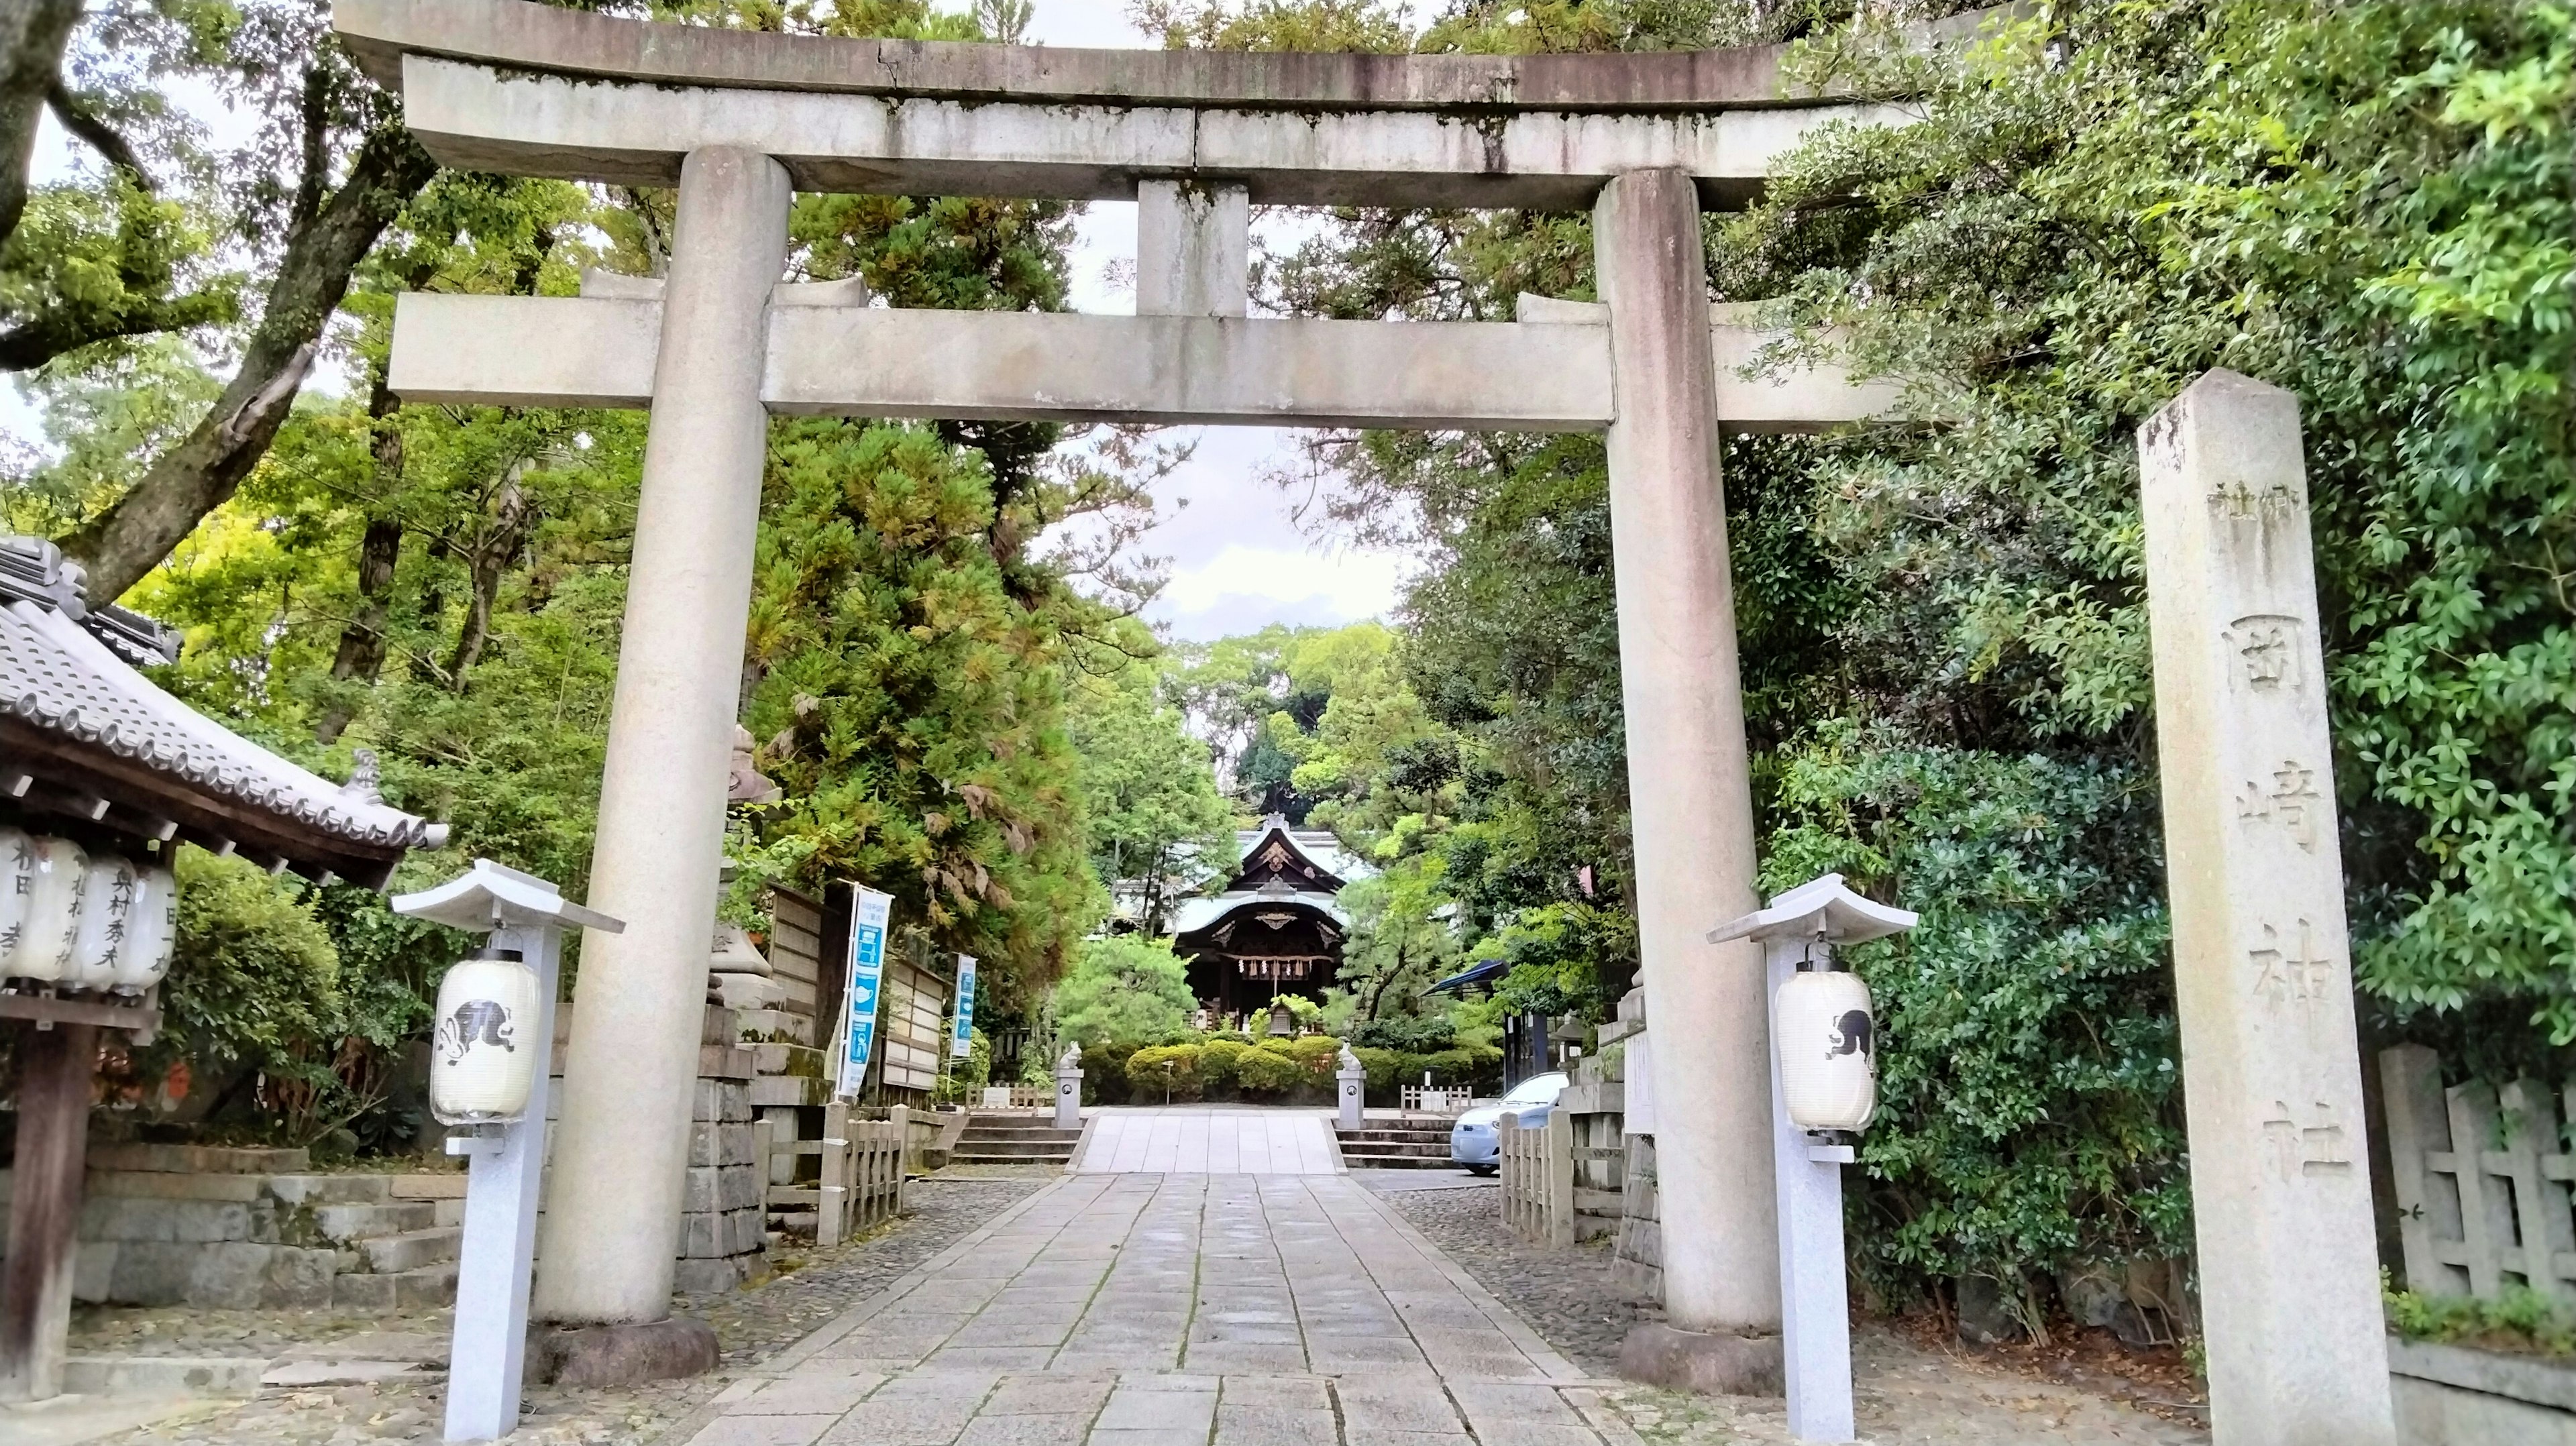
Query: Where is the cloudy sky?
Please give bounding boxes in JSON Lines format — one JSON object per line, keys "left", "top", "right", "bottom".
{"left": 1, "top": 0, "right": 1423, "bottom": 643}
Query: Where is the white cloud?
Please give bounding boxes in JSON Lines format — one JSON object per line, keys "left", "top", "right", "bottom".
{"left": 1155, "top": 543, "right": 1411, "bottom": 639}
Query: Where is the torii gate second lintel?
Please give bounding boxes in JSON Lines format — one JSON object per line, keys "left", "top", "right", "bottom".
{"left": 341, "top": 0, "right": 1878, "bottom": 1378}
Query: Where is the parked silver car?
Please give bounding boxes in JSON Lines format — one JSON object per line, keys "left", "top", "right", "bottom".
{"left": 1449, "top": 1072, "right": 1570, "bottom": 1174}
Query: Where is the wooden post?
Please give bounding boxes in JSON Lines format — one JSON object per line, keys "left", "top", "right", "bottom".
{"left": 0, "top": 1022, "right": 97, "bottom": 1403}
{"left": 1546, "top": 1109, "right": 1577, "bottom": 1248}
{"left": 888, "top": 1104, "right": 910, "bottom": 1216}
{"left": 818, "top": 1100, "right": 850, "bottom": 1247}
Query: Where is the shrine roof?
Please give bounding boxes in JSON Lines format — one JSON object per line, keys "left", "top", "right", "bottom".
{"left": 1, "top": 537, "right": 445, "bottom": 885}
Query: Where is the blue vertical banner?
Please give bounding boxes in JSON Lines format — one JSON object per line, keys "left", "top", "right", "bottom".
{"left": 951, "top": 954, "right": 977, "bottom": 1058}
{"left": 838, "top": 887, "right": 892, "bottom": 1098}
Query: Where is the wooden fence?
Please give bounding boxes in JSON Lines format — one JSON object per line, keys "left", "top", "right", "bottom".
{"left": 2382, "top": 1044, "right": 2576, "bottom": 1304}
{"left": 766, "top": 1101, "right": 908, "bottom": 1247}
{"left": 1401, "top": 1085, "right": 1468, "bottom": 1114}
{"left": 977, "top": 1084, "right": 1054, "bottom": 1113}
{"left": 1499, "top": 1110, "right": 1574, "bottom": 1247}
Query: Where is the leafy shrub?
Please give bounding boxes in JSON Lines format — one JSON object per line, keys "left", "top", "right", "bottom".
{"left": 1079, "top": 1042, "right": 1141, "bottom": 1105}
{"left": 1764, "top": 739, "right": 2186, "bottom": 1309}
{"left": 1199, "top": 1038, "right": 1248, "bottom": 1094}
{"left": 2386, "top": 1279, "right": 2576, "bottom": 1357}
{"left": 1232, "top": 1046, "right": 1304, "bottom": 1099}
{"left": 1125, "top": 1044, "right": 1203, "bottom": 1102}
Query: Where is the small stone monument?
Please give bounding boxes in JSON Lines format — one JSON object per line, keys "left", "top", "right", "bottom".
{"left": 1336, "top": 1043, "right": 1366, "bottom": 1131}
{"left": 2139, "top": 370, "right": 2394, "bottom": 1443}
{"left": 1054, "top": 1040, "right": 1083, "bottom": 1131}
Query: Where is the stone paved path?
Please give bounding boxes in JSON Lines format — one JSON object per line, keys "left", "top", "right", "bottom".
{"left": 671, "top": 1172, "right": 1637, "bottom": 1446}
{"left": 1072, "top": 1109, "right": 1342, "bottom": 1175}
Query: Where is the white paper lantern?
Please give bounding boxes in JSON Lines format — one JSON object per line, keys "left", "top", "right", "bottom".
{"left": 1774, "top": 967, "right": 1877, "bottom": 1133}
{"left": 430, "top": 948, "right": 542, "bottom": 1124}
{"left": 111, "top": 864, "right": 180, "bottom": 993}
{"left": 68, "top": 852, "right": 142, "bottom": 989}
{"left": 0, "top": 828, "right": 36, "bottom": 979}
{"left": 3, "top": 834, "right": 87, "bottom": 984}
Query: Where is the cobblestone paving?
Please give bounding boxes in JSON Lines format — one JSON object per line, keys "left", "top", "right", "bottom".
{"left": 1368, "top": 1176, "right": 2208, "bottom": 1445}
{"left": 78, "top": 1173, "right": 1052, "bottom": 1446}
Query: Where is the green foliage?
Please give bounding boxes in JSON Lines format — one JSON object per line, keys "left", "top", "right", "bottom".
{"left": 2386, "top": 1279, "right": 2576, "bottom": 1357}
{"left": 154, "top": 847, "right": 342, "bottom": 1076}
{"left": 1764, "top": 735, "right": 2188, "bottom": 1306}
{"left": 1066, "top": 655, "right": 1233, "bottom": 934}
{"left": 1740, "top": 0, "right": 2575, "bottom": 1041}
{"left": 1125, "top": 1044, "right": 1203, "bottom": 1101}
{"left": 1465, "top": 901, "right": 1636, "bottom": 1021}
{"left": 1055, "top": 935, "right": 1197, "bottom": 1046}
{"left": 1230, "top": 1044, "right": 1305, "bottom": 1098}
{"left": 1198, "top": 1036, "right": 1249, "bottom": 1090}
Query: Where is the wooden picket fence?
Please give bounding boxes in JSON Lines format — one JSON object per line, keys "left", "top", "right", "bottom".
{"left": 766, "top": 1102, "right": 908, "bottom": 1247}
{"left": 1499, "top": 1109, "right": 1575, "bottom": 1247}
{"left": 2381, "top": 1045, "right": 2576, "bottom": 1304}
{"left": 1401, "top": 1085, "right": 1467, "bottom": 1114}
{"left": 977, "top": 1084, "right": 1055, "bottom": 1113}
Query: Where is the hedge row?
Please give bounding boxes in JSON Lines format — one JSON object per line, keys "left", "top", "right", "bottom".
{"left": 1075, "top": 1036, "right": 1504, "bottom": 1106}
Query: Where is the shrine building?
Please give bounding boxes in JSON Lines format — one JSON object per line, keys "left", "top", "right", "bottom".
{"left": 1169, "top": 816, "right": 1371, "bottom": 1019}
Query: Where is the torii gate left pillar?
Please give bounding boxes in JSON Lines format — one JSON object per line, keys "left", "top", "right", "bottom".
{"left": 533, "top": 146, "right": 790, "bottom": 1343}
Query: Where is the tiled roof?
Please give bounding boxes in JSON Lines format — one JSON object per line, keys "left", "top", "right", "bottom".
{"left": 0, "top": 537, "right": 443, "bottom": 854}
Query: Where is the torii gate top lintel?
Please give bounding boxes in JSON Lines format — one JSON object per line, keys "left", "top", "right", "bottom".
{"left": 332, "top": 0, "right": 1898, "bottom": 209}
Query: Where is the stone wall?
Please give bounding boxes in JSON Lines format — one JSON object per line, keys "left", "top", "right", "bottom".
{"left": 1598, "top": 987, "right": 1662, "bottom": 1302}
{"left": 2389, "top": 1337, "right": 2576, "bottom": 1445}
{"left": 0, "top": 1144, "right": 460, "bottom": 1311}
{"left": 543, "top": 999, "right": 770, "bottom": 1294}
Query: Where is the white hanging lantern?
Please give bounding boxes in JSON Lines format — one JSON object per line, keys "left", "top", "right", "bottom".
{"left": 3, "top": 834, "right": 87, "bottom": 984}
{"left": 111, "top": 863, "right": 181, "bottom": 993}
{"left": 68, "top": 852, "right": 142, "bottom": 989}
{"left": 430, "top": 946, "right": 543, "bottom": 1124}
{"left": 0, "top": 827, "right": 36, "bottom": 978}
{"left": 1774, "top": 964, "right": 1877, "bottom": 1133}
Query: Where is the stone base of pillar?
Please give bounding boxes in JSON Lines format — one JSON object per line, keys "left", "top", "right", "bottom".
{"left": 1618, "top": 1323, "right": 1784, "bottom": 1398}
{"left": 529, "top": 1317, "right": 719, "bottom": 1387}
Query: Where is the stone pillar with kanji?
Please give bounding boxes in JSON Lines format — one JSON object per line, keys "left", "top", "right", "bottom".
{"left": 2139, "top": 369, "right": 2392, "bottom": 1445}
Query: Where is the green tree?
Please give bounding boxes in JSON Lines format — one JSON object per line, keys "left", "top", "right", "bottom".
{"left": 1055, "top": 934, "right": 1197, "bottom": 1046}
{"left": 1066, "top": 652, "right": 1233, "bottom": 934}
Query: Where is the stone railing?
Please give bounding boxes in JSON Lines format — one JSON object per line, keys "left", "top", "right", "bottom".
{"left": 766, "top": 1103, "right": 907, "bottom": 1247}
{"left": 1400, "top": 1085, "right": 1468, "bottom": 1113}
{"left": 2381, "top": 1044, "right": 2576, "bottom": 1302}
{"left": 977, "top": 1084, "right": 1055, "bottom": 1113}
{"left": 1499, "top": 1110, "right": 1574, "bottom": 1248}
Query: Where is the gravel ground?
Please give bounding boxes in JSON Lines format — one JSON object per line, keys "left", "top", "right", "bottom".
{"left": 1371, "top": 1176, "right": 2208, "bottom": 1445}
{"left": 80, "top": 1170, "right": 1054, "bottom": 1446}
{"left": 1375, "top": 1176, "right": 1654, "bottom": 1374}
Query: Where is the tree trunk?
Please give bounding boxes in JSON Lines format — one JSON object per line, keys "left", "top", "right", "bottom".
{"left": 0, "top": 0, "right": 81, "bottom": 247}
{"left": 446, "top": 463, "right": 533, "bottom": 685}
{"left": 55, "top": 123, "right": 437, "bottom": 603}
{"left": 313, "top": 370, "right": 411, "bottom": 744}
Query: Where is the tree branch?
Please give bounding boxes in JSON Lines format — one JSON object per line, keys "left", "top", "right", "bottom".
{"left": 57, "top": 123, "right": 438, "bottom": 601}
{"left": 0, "top": 0, "right": 82, "bottom": 246}
{"left": 45, "top": 82, "right": 151, "bottom": 191}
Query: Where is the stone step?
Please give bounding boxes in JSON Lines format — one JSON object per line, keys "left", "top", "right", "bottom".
{"left": 959, "top": 1121, "right": 1081, "bottom": 1136}
{"left": 314, "top": 1200, "right": 439, "bottom": 1242}
{"left": 87, "top": 1143, "right": 311, "bottom": 1175}
{"left": 268, "top": 1174, "right": 397, "bottom": 1206}
{"left": 329, "top": 1259, "right": 460, "bottom": 1311}
{"left": 357, "top": 1225, "right": 462, "bottom": 1274}
{"left": 951, "top": 1146, "right": 1075, "bottom": 1163}
{"left": 1337, "top": 1127, "right": 1450, "bottom": 1141}
{"left": 1336, "top": 1141, "right": 1448, "bottom": 1157}
{"left": 62, "top": 1353, "right": 266, "bottom": 1398}
{"left": 1340, "top": 1152, "right": 1460, "bottom": 1170}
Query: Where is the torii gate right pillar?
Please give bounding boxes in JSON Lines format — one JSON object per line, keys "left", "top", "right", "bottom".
{"left": 1595, "top": 168, "right": 1783, "bottom": 1363}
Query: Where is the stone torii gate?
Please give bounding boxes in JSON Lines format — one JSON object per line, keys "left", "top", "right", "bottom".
{"left": 336, "top": 0, "right": 1902, "bottom": 1380}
